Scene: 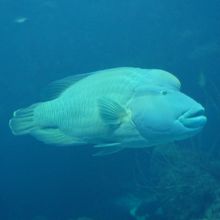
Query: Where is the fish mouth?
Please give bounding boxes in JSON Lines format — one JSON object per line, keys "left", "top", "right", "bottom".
{"left": 178, "top": 108, "right": 207, "bottom": 129}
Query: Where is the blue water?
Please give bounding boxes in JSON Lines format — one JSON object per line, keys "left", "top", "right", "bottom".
{"left": 1, "top": 1, "right": 220, "bottom": 220}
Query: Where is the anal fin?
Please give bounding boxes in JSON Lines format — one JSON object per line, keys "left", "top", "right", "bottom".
{"left": 31, "top": 128, "right": 86, "bottom": 146}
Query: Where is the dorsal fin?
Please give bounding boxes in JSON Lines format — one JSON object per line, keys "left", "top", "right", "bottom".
{"left": 41, "top": 72, "right": 92, "bottom": 100}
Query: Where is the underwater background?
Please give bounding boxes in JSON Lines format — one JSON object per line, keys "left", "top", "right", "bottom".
{"left": 1, "top": 0, "right": 220, "bottom": 220}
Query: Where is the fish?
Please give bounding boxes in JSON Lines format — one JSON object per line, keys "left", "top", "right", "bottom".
{"left": 9, "top": 67, "right": 207, "bottom": 155}
{"left": 14, "top": 16, "right": 28, "bottom": 24}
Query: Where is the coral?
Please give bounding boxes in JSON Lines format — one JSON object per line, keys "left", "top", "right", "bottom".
{"left": 119, "top": 141, "right": 220, "bottom": 220}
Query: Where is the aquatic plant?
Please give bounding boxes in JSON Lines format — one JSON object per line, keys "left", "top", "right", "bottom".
{"left": 118, "top": 133, "right": 220, "bottom": 220}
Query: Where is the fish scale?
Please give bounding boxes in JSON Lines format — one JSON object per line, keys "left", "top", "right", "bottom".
{"left": 9, "top": 67, "right": 206, "bottom": 155}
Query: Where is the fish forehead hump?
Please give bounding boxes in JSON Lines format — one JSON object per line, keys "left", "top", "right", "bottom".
{"left": 145, "top": 69, "right": 181, "bottom": 89}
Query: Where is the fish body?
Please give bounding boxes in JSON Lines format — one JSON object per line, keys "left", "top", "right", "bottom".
{"left": 9, "top": 67, "right": 207, "bottom": 154}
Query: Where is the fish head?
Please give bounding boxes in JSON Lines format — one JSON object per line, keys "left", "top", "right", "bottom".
{"left": 129, "top": 73, "right": 207, "bottom": 145}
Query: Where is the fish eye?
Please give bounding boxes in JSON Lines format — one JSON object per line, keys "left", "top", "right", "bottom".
{"left": 160, "top": 90, "right": 168, "bottom": 95}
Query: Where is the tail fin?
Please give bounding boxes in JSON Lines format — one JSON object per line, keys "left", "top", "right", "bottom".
{"left": 9, "top": 103, "right": 87, "bottom": 146}
{"left": 9, "top": 104, "right": 38, "bottom": 135}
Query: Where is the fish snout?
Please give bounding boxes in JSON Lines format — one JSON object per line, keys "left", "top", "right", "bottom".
{"left": 178, "top": 106, "right": 207, "bottom": 129}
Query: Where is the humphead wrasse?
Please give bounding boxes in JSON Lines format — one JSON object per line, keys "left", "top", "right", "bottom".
{"left": 9, "top": 67, "right": 207, "bottom": 155}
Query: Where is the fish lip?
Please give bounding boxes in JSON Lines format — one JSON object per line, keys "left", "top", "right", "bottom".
{"left": 184, "top": 108, "right": 205, "bottom": 118}
{"left": 178, "top": 108, "right": 207, "bottom": 129}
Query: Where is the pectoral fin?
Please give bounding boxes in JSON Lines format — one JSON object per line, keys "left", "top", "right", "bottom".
{"left": 93, "top": 147, "right": 123, "bottom": 157}
{"left": 93, "top": 143, "right": 124, "bottom": 156}
{"left": 98, "top": 97, "right": 130, "bottom": 126}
